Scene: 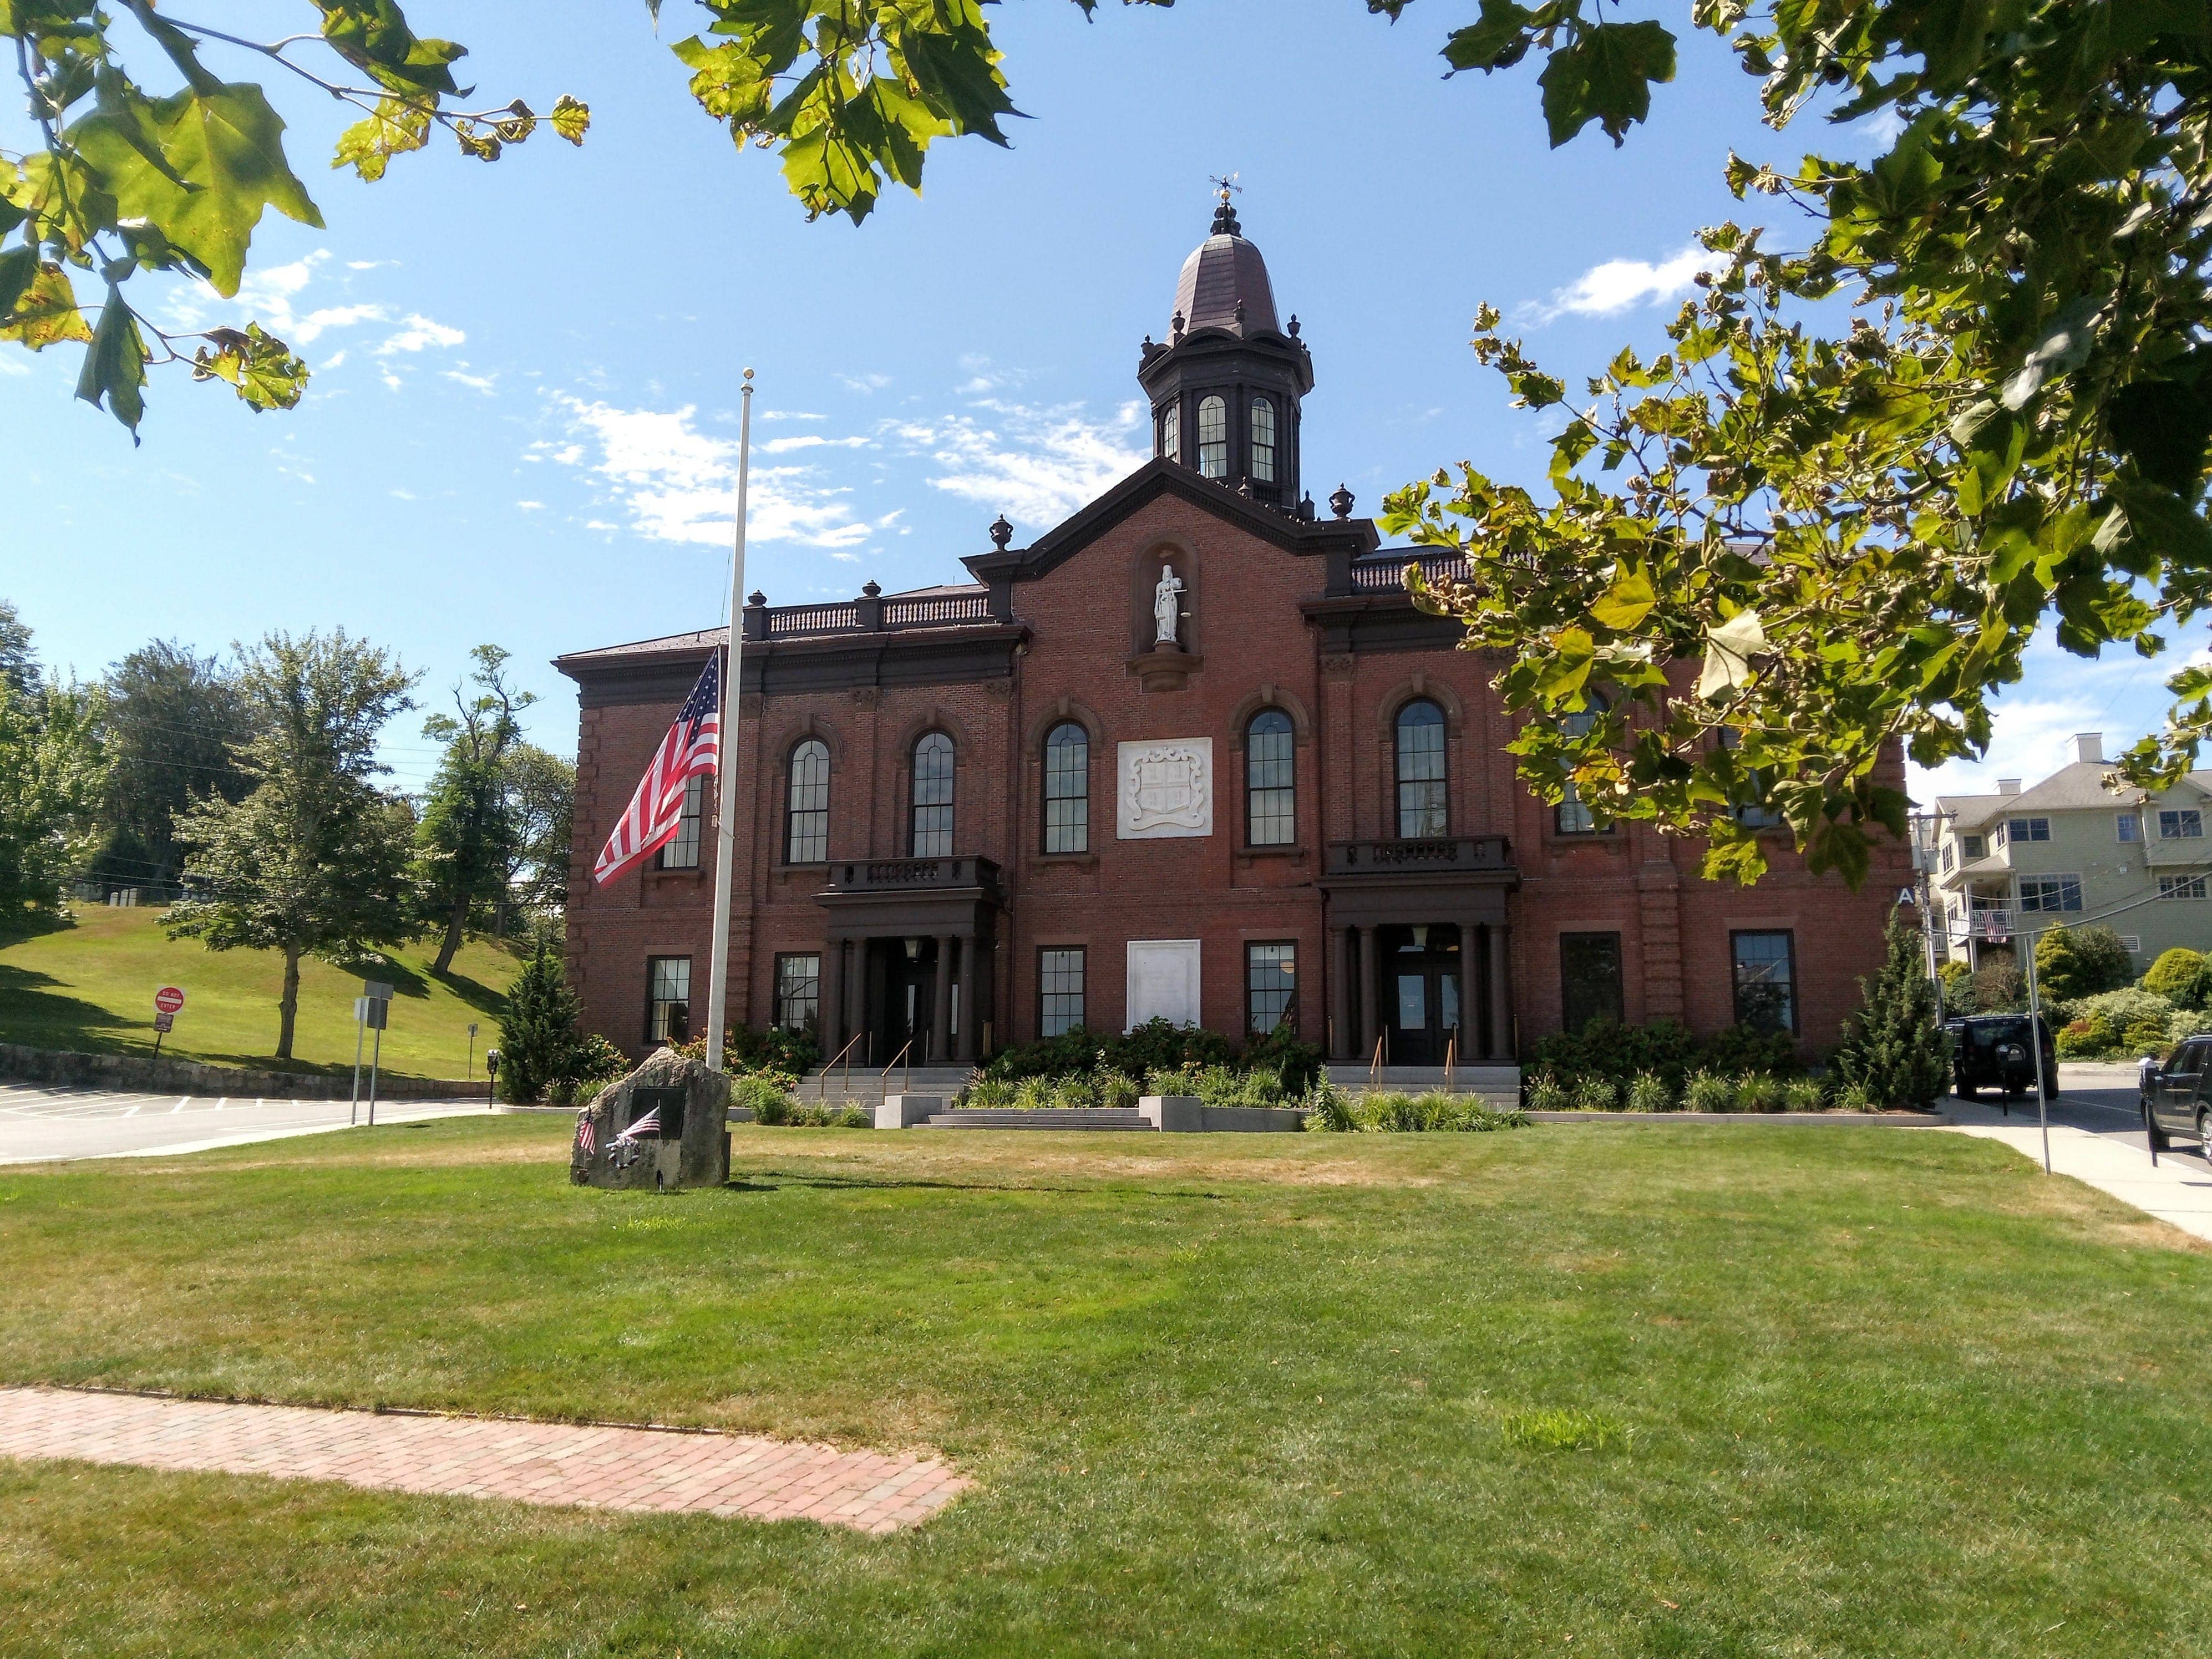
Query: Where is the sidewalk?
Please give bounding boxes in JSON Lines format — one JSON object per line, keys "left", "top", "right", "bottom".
{"left": 0, "top": 1387, "right": 970, "bottom": 1533}
{"left": 1942, "top": 1090, "right": 2212, "bottom": 1244}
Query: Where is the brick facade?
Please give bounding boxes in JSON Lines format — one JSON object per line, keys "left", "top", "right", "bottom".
{"left": 557, "top": 215, "right": 1904, "bottom": 1069}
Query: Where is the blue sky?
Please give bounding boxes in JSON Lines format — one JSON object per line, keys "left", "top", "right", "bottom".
{"left": 1, "top": 0, "right": 2184, "bottom": 802}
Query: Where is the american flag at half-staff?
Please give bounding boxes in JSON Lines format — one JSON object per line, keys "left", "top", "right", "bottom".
{"left": 591, "top": 652, "right": 722, "bottom": 885}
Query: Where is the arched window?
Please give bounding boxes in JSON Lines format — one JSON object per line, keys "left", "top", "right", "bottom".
{"left": 1159, "top": 402, "right": 1180, "bottom": 463}
{"left": 1043, "top": 722, "right": 1089, "bottom": 854}
{"left": 911, "top": 731, "right": 955, "bottom": 856}
{"left": 1250, "top": 397, "right": 1277, "bottom": 483}
{"left": 1395, "top": 700, "right": 1448, "bottom": 838}
{"left": 786, "top": 738, "right": 829, "bottom": 864}
{"left": 1246, "top": 708, "right": 1295, "bottom": 845}
{"left": 1197, "top": 394, "right": 1228, "bottom": 478}
{"left": 1555, "top": 693, "right": 1608, "bottom": 834}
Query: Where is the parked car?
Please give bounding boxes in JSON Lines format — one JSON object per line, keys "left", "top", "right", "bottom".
{"left": 2140, "top": 1035, "right": 2212, "bottom": 1159}
{"left": 1949, "top": 1014, "right": 2058, "bottom": 1102}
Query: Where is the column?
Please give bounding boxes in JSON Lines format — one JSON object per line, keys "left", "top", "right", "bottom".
{"left": 1329, "top": 927, "right": 1352, "bottom": 1060}
{"left": 1354, "top": 927, "right": 1378, "bottom": 1065}
{"left": 955, "top": 936, "right": 978, "bottom": 1063}
{"left": 1458, "top": 923, "right": 1479, "bottom": 1068}
{"left": 820, "top": 937, "right": 845, "bottom": 1056}
{"left": 930, "top": 933, "right": 953, "bottom": 1063}
{"left": 1488, "top": 922, "right": 1514, "bottom": 1061}
{"left": 846, "top": 938, "right": 869, "bottom": 1063}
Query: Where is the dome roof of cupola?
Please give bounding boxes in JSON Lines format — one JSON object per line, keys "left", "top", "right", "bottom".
{"left": 1171, "top": 195, "right": 1280, "bottom": 338}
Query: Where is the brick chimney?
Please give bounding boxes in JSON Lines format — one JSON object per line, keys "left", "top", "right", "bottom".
{"left": 2074, "top": 731, "right": 2103, "bottom": 764}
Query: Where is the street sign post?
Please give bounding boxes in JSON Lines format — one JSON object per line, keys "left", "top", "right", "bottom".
{"left": 150, "top": 986, "right": 184, "bottom": 1056}
{"left": 351, "top": 979, "right": 394, "bottom": 1126}
{"left": 467, "top": 1021, "right": 479, "bottom": 1082}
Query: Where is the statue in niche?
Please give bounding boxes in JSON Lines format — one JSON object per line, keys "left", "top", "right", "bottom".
{"left": 1153, "top": 564, "right": 1186, "bottom": 649}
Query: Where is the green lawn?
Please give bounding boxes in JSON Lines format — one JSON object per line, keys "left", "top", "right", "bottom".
{"left": 2, "top": 1120, "right": 2209, "bottom": 1655}
{"left": 0, "top": 905, "right": 523, "bottom": 1079}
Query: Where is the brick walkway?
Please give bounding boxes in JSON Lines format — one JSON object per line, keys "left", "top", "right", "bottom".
{"left": 0, "top": 1387, "right": 968, "bottom": 1533}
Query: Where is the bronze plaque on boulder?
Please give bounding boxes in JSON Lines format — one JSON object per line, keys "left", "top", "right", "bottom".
{"left": 571, "top": 1050, "right": 730, "bottom": 1191}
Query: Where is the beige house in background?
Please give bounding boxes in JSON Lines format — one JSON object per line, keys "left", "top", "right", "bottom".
{"left": 1930, "top": 733, "right": 2212, "bottom": 970}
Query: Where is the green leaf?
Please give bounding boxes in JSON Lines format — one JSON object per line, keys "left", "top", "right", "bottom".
{"left": 1442, "top": 0, "right": 1535, "bottom": 74}
{"left": 2109, "top": 373, "right": 2212, "bottom": 495}
{"left": 1538, "top": 20, "right": 1676, "bottom": 149}
{"left": 313, "top": 1, "right": 466, "bottom": 97}
{"left": 2001, "top": 296, "right": 2100, "bottom": 411}
{"left": 191, "top": 322, "right": 308, "bottom": 412}
{"left": 549, "top": 94, "right": 591, "bottom": 145}
{"left": 72, "top": 83, "right": 324, "bottom": 297}
{"left": 0, "top": 261, "right": 93, "bottom": 351}
{"left": 74, "top": 282, "right": 148, "bottom": 439}
{"left": 1589, "top": 562, "right": 1655, "bottom": 630}
{"left": 0, "top": 246, "right": 38, "bottom": 321}
{"left": 332, "top": 97, "right": 431, "bottom": 182}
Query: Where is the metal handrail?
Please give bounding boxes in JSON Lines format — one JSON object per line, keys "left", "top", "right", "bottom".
{"left": 1369, "top": 1032, "right": 1387, "bottom": 1090}
{"left": 1444, "top": 1032, "right": 1456, "bottom": 1092}
{"left": 819, "top": 1031, "right": 863, "bottom": 1100}
{"left": 881, "top": 1038, "right": 914, "bottom": 1098}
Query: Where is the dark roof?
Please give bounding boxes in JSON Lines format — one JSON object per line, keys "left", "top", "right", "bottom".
{"left": 1174, "top": 233, "right": 1279, "bottom": 337}
{"left": 554, "top": 627, "right": 724, "bottom": 668}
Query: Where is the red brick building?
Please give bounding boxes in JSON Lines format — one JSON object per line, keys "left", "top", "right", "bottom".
{"left": 557, "top": 203, "right": 1902, "bottom": 1071}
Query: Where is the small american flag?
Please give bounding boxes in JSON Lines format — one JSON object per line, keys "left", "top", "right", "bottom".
{"left": 592, "top": 652, "right": 722, "bottom": 885}
{"left": 575, "top": 1113, "right": 595, "bottom": 1158}
{"left": 615, "top": 1106, "right": 660, "bottom": 1143}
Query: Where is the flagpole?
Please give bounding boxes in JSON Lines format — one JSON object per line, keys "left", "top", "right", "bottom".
{"left": 706, "top": 368, "right": 753, "bottom": 1074}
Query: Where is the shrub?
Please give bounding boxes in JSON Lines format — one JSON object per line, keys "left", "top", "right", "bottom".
{"left": 1969, "top": 958, "right": 2026, "bottom": 1013}
{"left": 731, "top": 1073, "right": 793, "bottom": 1123}
{"left": 1303, "top": 1079, "right": 1359, "bottom": 1132}
{"left": 1783, "top": 1078, "right": 1826, "bottom": 1112}
{"left": 1527, "top": 1019, "right": 1700, "bottom": 1094}
{"left": 2079, "top": 986, "right": 2177, "bottom": 1029}
{"left": 1700, "top": 1023, "right": 1803, "bottom": 1079}
{"left": 1526, "top": 1076, "right": 1570, "bottom": 1112}
{"left": 2145, "top": 947, "right": 2211, "bottom": 1008}
{"left": 2055, "top": 1013, "right": 2117, "bottom": 1059}
{"left": 1098, "top": 1071, "right": 1140, "bottom": 1109}
{"left": 1625, "top": 1072, "right": 1673, "bottom": 1113}
{"left": 2035, "top": 925, "right": 2134, "bottom": 1001}
{"left": 2167, "top": 1009, "right": 2212, "bottom": 1048}
{"left": 981, "top": 1019, "right": 1241, "bottom": 1084}
{"left": 1937, "top": 957, "right": 1975, "bottom": 1014}
{"left": 496, "top": 935, "right": 587, "bottom": 1103}
{"left": 1683, "top": 1071, "right": 1735, "bottom": 1112}
{"left": 1836, "top": 1083, "right": 1876, "bottom": 1112}
{"left": 2122, "top": 1017, "right": 2172, "bottom": 1056}
{"left": 1241, "top": 1023, "right": 1324, "bottom": 1093}
{"left": 1830, "top": 911, "right": 1949, "bottom": 1110}
{"left": 1734, "top": 1072, "right": 1784, "bottom": 1113}
{"left": 1571, "top": 1074, "right": 1619, "bottom": 1112}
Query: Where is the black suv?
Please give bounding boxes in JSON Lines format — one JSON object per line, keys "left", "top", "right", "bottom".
{"left": 2141, "top": 1036, "right": 2212, "bottom": 1158}
{"left": 1949, "top": 1014, "right": 2058, "bottom": 1102}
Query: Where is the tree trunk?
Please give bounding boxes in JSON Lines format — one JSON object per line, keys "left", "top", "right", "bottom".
{"left": 433, "top": 893, "right": 468, "bottom": 975}
{"left": 277, "top": 943, "right": 301, "bottom": 1060}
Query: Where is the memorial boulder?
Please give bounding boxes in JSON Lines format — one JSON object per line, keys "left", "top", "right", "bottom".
{"left": 571, "top": 1049, "right": 730, "bottom": 1191}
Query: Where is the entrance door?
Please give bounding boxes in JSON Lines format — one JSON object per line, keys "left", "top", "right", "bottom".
{"left": 1383, "top": 925, "right": 1462, "bottom": 1066}
{"left": 877, "top": 940, "right": 937, "bottom": 1063}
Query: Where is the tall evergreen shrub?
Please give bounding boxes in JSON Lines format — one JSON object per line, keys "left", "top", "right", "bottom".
{"left": 1832, "top": 913, "right": 1951, "bottom": 1110}
{"left": 498, "top": 934, "right": 585, "bottom": 1103}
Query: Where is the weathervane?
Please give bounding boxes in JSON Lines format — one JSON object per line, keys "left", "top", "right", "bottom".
{"left": 1208, "top": 172, "right": 1242, "bottom": 234}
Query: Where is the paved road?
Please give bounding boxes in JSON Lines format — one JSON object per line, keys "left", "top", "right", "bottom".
{"left": 0, "top": 1083, "right": 490, "bottom": 1165}
{"left": 1956, "top": 1062, "right": 2170, "bottom": 1150}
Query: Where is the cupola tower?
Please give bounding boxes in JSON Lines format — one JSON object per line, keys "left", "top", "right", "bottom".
{"left": 1137, "top": 186, "right": 1314, "bottom": 511}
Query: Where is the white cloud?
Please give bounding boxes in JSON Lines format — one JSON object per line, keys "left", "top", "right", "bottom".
{"left": 1910, "top": 642, "right": 2184, "bottom": 803}
{"left": 838, "top": 373, "right": 892, "bottom": 394}
{"left": 378, "top": 314, "right": 466, "bottom": 356}
{"left": 322, "top": 349, "right": 347, "bottom": 370}
{"left": 761, "top": 409, "right": 828, "bottom": 422}
{"left": 0, "top": 354, "right": 27, "bottom": 377}
{"left": 389, "top": 488, "right": 417, "bottom": 501}
{"left": 516, "top": 500, "right": 544, "bottom": 511}
{"left": 889, "top": 399, "right": 1147, "bottom": 527}
{"left": 444, "top": 367, "right": 496, "bottom": 394}
{"left": 760, "top": 434, "right": 869, "bottom": 454}
{"left": 545, "top": 394, "right": 874, "bottom": 549}
{"left": 1525, "top": 242, "right": 1724, "bottom": 323}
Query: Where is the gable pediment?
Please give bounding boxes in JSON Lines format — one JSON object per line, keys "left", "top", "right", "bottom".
{"left": 962, "top": 456, "right": 1376, "bottom": 587}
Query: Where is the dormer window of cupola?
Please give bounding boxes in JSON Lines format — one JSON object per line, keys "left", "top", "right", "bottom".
{"left": 1159, "top": 401, "right": 1180, "bottom": 463}
{"left": 1251, "top": 397, "right": 1277, "bottom": 484}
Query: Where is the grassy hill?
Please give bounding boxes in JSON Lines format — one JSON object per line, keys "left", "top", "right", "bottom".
{"left": 0, "top": 905, "right": 526, "bottom": 1079}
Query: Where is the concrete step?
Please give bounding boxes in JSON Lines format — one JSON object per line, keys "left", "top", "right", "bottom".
{"left": 920, "top": 1108, "right": 1155, "bottom": 1131}
{"left": 1326, "top": 1064, "right": 1521, "bottom": 1098}
{"left": 799, "top": 1066, "right": 976, "bottom": 1105}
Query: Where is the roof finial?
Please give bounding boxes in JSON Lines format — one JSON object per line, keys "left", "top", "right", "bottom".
{"left": 1208, "top": 171, "right": 1242, "bottom": 237}
{"left": 988, "top": 513, "right": 1013, "bottom": 551}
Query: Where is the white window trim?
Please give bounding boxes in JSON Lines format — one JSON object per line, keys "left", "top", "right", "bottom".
{"left": 2015, "top": 872, "right": 2083, "bottom": 914}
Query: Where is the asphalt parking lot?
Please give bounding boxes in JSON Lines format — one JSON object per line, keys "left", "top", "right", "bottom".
{"left": 0, "top": 1084, "right": 489, "bottom": 1165}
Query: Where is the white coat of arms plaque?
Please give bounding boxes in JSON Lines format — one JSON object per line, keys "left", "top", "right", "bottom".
{"left": 1117, "top": 738, "right": 1213, "bottom": 839}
